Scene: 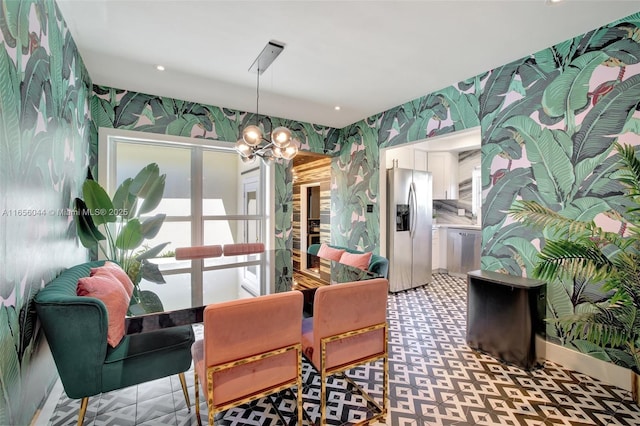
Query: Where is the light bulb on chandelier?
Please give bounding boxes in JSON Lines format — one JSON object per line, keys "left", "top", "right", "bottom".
{"left": 235, "top": 41, "right": 298, "bottom": 164}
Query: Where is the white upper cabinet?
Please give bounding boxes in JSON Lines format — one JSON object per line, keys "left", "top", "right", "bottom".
{"left": 427, "top": 151, "right": 459, "bottom": 200}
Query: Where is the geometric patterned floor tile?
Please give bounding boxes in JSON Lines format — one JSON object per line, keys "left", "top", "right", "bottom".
{"left": 47, "top": 273, "right": 640, "bottom": 426}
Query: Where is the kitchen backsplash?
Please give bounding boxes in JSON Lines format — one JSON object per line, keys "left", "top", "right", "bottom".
{"left": 433, "top": 149, "right": 480, "bottom": 225}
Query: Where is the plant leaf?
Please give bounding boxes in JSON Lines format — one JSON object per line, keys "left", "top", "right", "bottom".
{"left": 73, "top": 198, "right": 105, "bottom": 247}
{"left": 136, "top": 242, "right": 170, "bottom": 260}
{"left": 82, "top": 180, "right": 116, "bottom": 225}
{"left": 141, "top": 261, "right": 166, "bottom": 284}
{"left": 115, "top": 219, "right": 144, "bottom": 250}
{"left": 140, "top": 214, "right": 166, "bottom": 239}
{"left": 139, "top": 174, "right": 165, "bottom": 214}
{"left": 129, "top": 163, "right": 160, "bottom": 197}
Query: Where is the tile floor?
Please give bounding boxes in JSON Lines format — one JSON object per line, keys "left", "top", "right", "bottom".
{"left": 46, "top": 273, "right": 640, "bottom": 425}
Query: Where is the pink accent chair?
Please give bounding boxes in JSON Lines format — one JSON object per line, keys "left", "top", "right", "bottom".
{"left": 175, "top": 245, "right": 223, "bottom": 260}
{"left": 301, "top": 278, "right": 389, "bottom": 425}
{"left": 222, "top": 243, "right": 265, "bottom": 256}
{"left": 191, "top": 291, "right": 304, "bottom": 425}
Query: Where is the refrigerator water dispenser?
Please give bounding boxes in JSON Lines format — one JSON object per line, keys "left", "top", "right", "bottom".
{"left": 396, "top": 204, "right": 410, "bottom": 231}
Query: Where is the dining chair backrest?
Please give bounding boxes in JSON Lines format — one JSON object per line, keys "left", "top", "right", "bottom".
{"left": 222, "top": 242, "right": 265, "bottom": 256}
{"left": 309, "top": 278, "right": 388, "bottom": 371}
{"left": 198, "top": 291, "right": 303, "bottom": 409}
{"left": 175, "top": 245, "right": 223, "bottom": 260}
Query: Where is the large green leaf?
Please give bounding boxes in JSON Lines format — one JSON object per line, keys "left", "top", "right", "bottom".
{"left": 136, "top": 242, "right": 170, "bottom": 260}
{"left": 0, "top": 305, "right": 21, "bottom": 425}
{"left": 0, "top": 42, "right": 21, "bottom": 182}
{"left": 115, "top": 219, "right": 144, "bottom": 250}
{"left": 138, "top": 289, "right": 164, "bottom": 313}
{"left": 140, "top": 214, "right": 166, "bottom": 239}
{"left": 542, "top": 51, "right": 608, "bottom": 118}
{"left": 19, "top": 46, "right": 48, "bottom": 130}
{"left": 90, "top": 96, "right": 115, "bottom": 129}
{"left": 504, "top": 116, "right": 574, "bottom": 202}
{"left": 82, "top": 180, "right": 116, "bottom": 225}
{"left": 140, "top": 261, "right": 166, "bottom": 284}
{"left": 73, "top": 198, "right": 106, "bottom": 247}
{"left": 166, "top": 114, "right": 201, "bottom": 137}
{"left": 3, "top": 0, "right": 31, "bottom": 52}
{"left": 573, "top": 74, "right": 640, "bottom": 164}
{"left": 480, "top": 60, "right": 523, "bottom": 117}
{"left": 138, "top": 174, "right": 165, "bottom": 214}
{"left": 113, "top": 92, "right": 154, "bottom": 127}
{"left": 112, "top": 178, "right": 136, "bottom": 217}
{"left": 129, "top": 163, "right": 160, "bottom": 197}
{"left": 483, "top": 168, "right": 532, "bottom": 227}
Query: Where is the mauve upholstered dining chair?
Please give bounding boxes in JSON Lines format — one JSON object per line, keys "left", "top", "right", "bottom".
{"left": 175, "top": 245, "right": 223, "bottom": 260}
{"left": 222, "top": 242, "right": 265, "bottom": 256}
{"left": 301, "top": 278, "right": 389, "bottom": 425}
{"left": 191, "top": 291, "right": 304, "bottom": 425}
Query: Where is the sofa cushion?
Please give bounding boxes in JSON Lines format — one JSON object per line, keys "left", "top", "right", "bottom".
{"left": 91, "top": 261, "right": 134, "bottom": 298}
{"left": 317, "top": 243, "right": 345, "bottom": 261}
{"left": 339, "top": 251, "right": 372, "bottom": 270}
{"left": 77, "top": 273, "right": 130, "bottom": 347}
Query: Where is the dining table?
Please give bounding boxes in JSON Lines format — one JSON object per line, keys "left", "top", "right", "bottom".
{"left": 125, "top": 248, "right": 379, "bottom": 334}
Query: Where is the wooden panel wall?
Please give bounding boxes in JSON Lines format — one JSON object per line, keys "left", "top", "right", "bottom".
{"left": 292, "top": 157, "right": 332, "bottom": 271}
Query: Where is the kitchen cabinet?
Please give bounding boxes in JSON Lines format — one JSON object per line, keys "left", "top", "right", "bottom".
{"left": 432, "top": 227, "right": 440, "bottom": 270}
{"left": 427, "top": 151, "right": 458, "bottom": 200}
{"left": 446, "top": 228, "right": 481, "bottom": 277}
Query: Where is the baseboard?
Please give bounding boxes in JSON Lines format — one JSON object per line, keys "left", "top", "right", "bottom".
{"left": 536, "top": 336, "right": 631, "bottom": 391}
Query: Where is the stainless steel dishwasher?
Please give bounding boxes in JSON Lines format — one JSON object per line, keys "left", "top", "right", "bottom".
{"left": 447, "top": 228, "right": 481, "bottom": 277}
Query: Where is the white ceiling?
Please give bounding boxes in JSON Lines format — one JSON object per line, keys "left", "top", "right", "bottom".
{"left": 57, "top": 0, "right": 640, "bottom": 129}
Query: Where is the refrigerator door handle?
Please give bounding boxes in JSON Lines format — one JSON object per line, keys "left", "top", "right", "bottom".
{"left": 409, "top": 182, "right": 417, "bottom": 238}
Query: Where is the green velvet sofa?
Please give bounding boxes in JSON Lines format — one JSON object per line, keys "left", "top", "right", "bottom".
{"left": 34, "top": 260, "right": 195, "bottom": 425}
{"left": 307, "top": 243, "right": 389, "bottom": 279}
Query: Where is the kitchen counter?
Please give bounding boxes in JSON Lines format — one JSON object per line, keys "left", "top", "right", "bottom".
{"left": 434, "top": 223, "right": 481, "bottom": 230}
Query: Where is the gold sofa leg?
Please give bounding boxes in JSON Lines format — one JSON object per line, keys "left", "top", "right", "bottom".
{"left": 178, "top": 372, "right": 191, "bottom": 410}
{"left": 194, "top": 372, "right": 202, "bottom": 426}
{"left": 76, "top": 397, "right": 89, "bottom": 426}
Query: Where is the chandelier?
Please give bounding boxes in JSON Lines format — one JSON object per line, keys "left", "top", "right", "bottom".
{"left": 235, "top": 41, "right": 298, "bottom": 164}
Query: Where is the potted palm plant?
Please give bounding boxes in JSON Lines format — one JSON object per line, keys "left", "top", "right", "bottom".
{"left": 510, "top": 142, "right": 640, "bottom": 401}
{"left": 74, "top": 163, "right": 170, "bottom": 313}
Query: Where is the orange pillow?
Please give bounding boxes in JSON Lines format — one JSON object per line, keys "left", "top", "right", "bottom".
{"left": 339, "top": 251, "right": 372, "bottom": 271}
{"left": 77, "top": 274, "right": 130, "bottom": 347}
{"left": 316, "top": 244, "right": 345, "bottom": 261}
{"left": 91, "top": 261, "right": 134, "bottom": 297}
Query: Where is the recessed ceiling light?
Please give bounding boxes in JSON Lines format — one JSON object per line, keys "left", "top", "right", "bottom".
{"left": 156, "top": 65, "right": 165, "bottom": 71}
{"left": 545, "top": 0, "right": 563, "bottom": 5}
{"left": 334, "top": 106, "right": 341, "bottom": 111}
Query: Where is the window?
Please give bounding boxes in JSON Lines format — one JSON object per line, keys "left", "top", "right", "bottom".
{"left": 98, "top": 129, "right": 272, "bottom": 309}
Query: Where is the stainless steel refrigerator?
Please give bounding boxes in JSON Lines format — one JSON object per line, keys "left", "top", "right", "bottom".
{"left": 387, "top": 167, "right": 432, "bottom": 292}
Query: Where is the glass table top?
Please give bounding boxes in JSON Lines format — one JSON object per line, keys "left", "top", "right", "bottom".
{"left": 125, "top": 249, "right": 379, "bottom": 334}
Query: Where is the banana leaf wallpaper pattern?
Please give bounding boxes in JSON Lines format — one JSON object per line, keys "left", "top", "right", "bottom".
{"left": 2, "top": 2, "right": 640, "bottom": 424}
{"left": 0, "top": 0, "right": 91, "bottom": 424}
{"left": 334, "top": 14, "right": 640, "bottom": 358}
{"left": 90, "top": 85, "right": 341, "bottom": 251}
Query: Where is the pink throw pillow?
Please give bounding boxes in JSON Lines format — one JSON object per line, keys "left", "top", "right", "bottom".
{"left": 77, "top": 274, "right": 130, "bottom": 347}
{"left": 91, "top": 261, "right": 134, "bottom": 297}
{"left": 339, "top": 251, "right": 372, "bottom": 271}
{"left": 317, "top": 244, "right": 345, "bottom": 261}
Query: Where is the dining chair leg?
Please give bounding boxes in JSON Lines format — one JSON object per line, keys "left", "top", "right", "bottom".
{"left": 320, "top": 372, "right": 327, "bottom": 425}
{"left": 76, "top": 397, "right": 89, "bottom": 426}
{"left": 297, "top": 350, "right": 303, "bottom": 426}
{"left": 178, "top": 372, "right": 191, "bottom": 410}
{"left": 194, "top": 373, "right": 202, "bottom": 426}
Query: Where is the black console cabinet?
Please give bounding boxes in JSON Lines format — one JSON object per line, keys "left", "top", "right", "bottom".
{"left": 466, "top": 270, "right": 546, "bottom": 370}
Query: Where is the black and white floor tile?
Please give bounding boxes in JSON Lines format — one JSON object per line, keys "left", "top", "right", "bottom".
{"left": 47, "top": 273, "right": 640, "bottom": 425}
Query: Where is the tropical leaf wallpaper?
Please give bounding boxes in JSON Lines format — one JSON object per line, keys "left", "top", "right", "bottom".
{"left": 3, "top": 1, "right": 640, "bottom": 423}
{"left": 334, "top": 14, "right": 640, "bottom": 353}
{"left": 0, "top": 0, "right": 91, "bottom": 424}
{"left": 90, "top": 86, "right": 341, "bottom": 250}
